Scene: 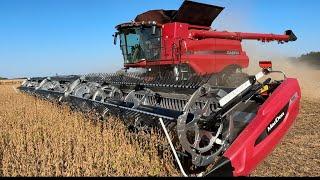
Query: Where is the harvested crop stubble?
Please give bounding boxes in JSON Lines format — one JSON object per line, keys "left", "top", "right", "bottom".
{"left": 0, "top": 85, "right": 179, "bottom": 176}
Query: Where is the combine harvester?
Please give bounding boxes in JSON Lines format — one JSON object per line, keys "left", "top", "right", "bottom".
{"left": 19, "top": 1, "right": 301, "bottom": 177}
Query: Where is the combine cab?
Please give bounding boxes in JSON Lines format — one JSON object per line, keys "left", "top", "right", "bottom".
{"left": 19, "top": 1, "right": 301, "bottom": 177}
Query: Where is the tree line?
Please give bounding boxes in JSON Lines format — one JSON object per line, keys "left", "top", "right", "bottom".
{"left": 296, "top": 51, "right": 320, "bottom": 67}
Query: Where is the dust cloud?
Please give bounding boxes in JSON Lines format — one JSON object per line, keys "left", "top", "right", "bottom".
{"left": 213, "top": 5, "right": 320, "bottom": 100}
{"left": 242, "top": 44, "right": 320, "bottom": 100}
{"left": 273, "top": 59, "right": 320, "bottom": 100}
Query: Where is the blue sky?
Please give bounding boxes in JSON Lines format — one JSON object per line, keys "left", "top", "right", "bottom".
{"left": 0, "top": 0, "right": 319, "bottom": 78}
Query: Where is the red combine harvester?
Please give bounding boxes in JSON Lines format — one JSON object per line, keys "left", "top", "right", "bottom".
{"left": 114, "top": 0, "right": 297, "bottom": 86}
{"left": 20, "top": 0, "right": 301, "bottom": 177}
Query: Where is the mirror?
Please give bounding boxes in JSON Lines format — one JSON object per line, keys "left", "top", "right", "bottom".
{"left": 113, "top": 32, "right": 118, "bottom": 45}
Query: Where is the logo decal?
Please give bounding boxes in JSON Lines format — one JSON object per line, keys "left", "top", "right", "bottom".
{"left": 266, "top": 103, "right": 289, "bottom": 134}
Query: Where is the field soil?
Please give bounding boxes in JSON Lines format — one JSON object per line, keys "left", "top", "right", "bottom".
{"left": 0, "top": 62, "right": 320, "bottom": 177}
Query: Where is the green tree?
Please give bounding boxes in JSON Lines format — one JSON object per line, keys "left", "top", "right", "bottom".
{"left": 298, "top": 51, "right": 320, "bottom": 66}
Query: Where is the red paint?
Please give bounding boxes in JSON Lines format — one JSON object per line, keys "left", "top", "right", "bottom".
{"left": 123, "top": 22, "right": 293, "bottom": 75}
{"left": 223, "top": 78, "right": 301, "bottom": 176}
{"left": 259, "top": 61, "right": 272, "bottom": 69}
{"left": 189, "top": 30, "right": 291, "bottom": 42}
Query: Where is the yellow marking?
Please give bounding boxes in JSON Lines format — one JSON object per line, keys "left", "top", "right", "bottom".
{"left": 260, "top": 85, "right": 269, "bottom": 94}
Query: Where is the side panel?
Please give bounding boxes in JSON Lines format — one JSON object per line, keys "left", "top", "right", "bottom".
{"left": 223, "top": 78, "right": 301, "bottom": 176}
{"left": 161, "top": 22, "right": 189, "bottom": 60}
{"left": 182, "top": 38, "right": 249, "bottom": 75}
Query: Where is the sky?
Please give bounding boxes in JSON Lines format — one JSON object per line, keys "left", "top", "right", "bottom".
{"left": 0, "top": 0, "right": 319, "bottom": 78}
